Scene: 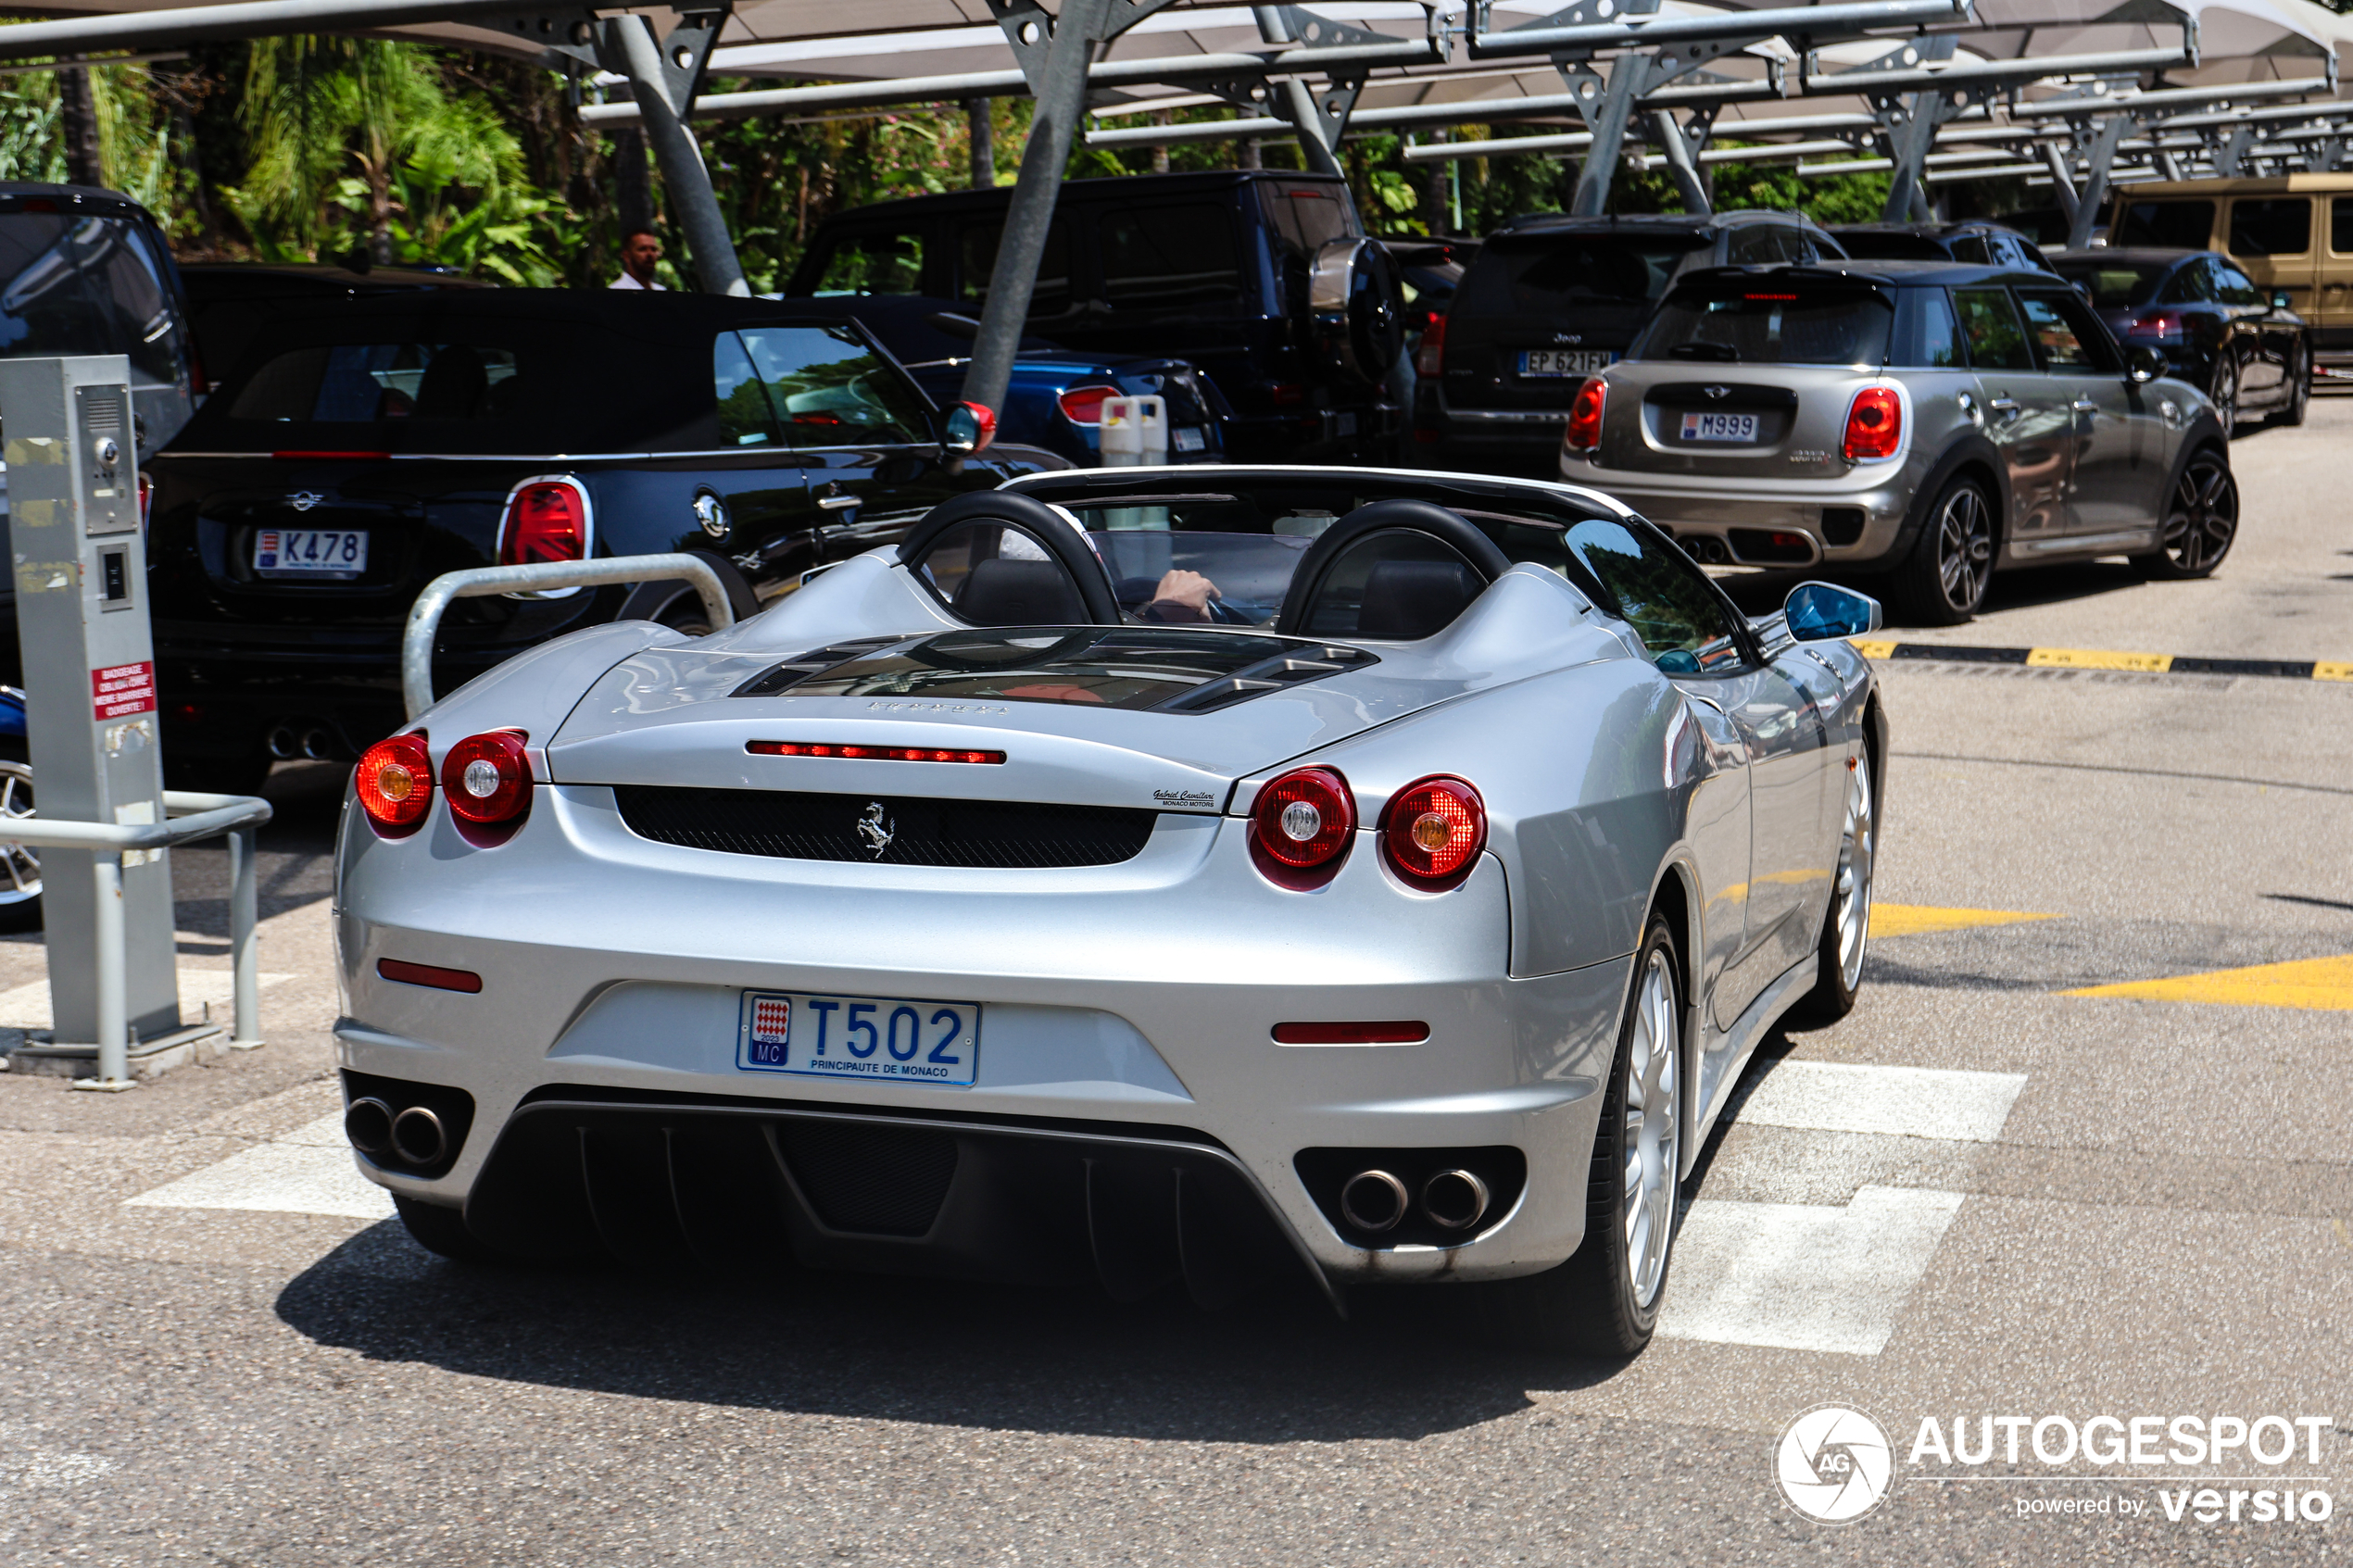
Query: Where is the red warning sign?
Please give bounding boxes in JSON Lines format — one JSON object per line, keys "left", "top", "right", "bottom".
{"left": 92, "top": 660, "right": 156, "bottom": 721}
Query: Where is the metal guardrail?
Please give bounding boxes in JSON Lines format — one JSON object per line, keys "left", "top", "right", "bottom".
{"left": 0, "top": 790, "right": 272, "bottom": 1088}
{"left": 402, "top": 554, "right": 737, "bottom": 721}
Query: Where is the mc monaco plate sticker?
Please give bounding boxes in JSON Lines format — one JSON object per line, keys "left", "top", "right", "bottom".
{"left": 737, "top": 990, "right": 981, "bottom": 1086}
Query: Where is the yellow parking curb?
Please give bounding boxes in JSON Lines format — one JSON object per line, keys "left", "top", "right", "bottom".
{"left": 1849, "top": 639, "right": 2349, "bottom": 683}
{"left": 2024, "top": 647, "right": 2173, "bottom": 673}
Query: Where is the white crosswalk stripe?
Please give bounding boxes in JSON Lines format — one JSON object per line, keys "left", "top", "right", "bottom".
{"left": 1731, "top": 1060, "right": 2028, "bottom": 1143}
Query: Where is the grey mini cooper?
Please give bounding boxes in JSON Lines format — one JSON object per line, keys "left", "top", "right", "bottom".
{"left": 1562, "top": 260, "right": 2236, "bottom": 623}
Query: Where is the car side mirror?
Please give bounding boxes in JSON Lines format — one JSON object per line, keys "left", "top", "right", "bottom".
{"left": 942, "top": 400, "right": 995, "bottom": 456}
{"left": 1782, "top": 581, "right": 1882, "bottom": 642}
{"left": 2271, "top": 290, "right": 2294, "bottom": 311}
{"left": 2126, "top": 345, "right": 2167, "bottom": 383}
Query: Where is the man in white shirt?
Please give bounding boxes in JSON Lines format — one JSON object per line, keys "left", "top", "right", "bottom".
{"left": 610, "top": 228, "right": 666, "bottom": 290}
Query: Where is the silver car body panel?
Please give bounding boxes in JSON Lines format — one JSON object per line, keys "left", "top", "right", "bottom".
{"left": 333, "top": 465, "right": 1882, "bottom": 1291}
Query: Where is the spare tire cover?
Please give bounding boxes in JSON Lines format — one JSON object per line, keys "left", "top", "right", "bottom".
{"left": 1309, "top": 237, "right": 1405, "bottom": 387}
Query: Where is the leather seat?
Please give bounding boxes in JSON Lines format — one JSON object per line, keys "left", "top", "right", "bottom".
{"left": 953, "top": 557, "right": 1085, "bottom": 626}
{"left": 1355, "top": 558, "right": 1486, "bottom": 640}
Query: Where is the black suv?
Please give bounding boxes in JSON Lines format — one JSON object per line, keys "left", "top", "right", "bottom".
{"left": 1414, "top": 209, "right": 1845, "bottom": 475}
{"left": 785, "top": 170, "right": 1405, "bottom": 465}
{"left": 146, "top": 290, "right": 1058, "bottom": 789}
{"left": 1827, "top": 221, "right": 2055, "bottom": 272}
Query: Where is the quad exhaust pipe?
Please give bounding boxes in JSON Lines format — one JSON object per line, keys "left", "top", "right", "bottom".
{"left": 1336, "top": 1165, "right": 1493, "bottom": 1236}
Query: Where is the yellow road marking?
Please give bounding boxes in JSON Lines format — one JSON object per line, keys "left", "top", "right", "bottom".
{"left": 2065, "top": 954, "right": 2353, "bottom": 1011}
{"left": 1849, "top": 638, "right": 1897, "bottom": 660}
{"left": 1869, "top": 904, "right": 2062, "bottom": 938}
{"left": 2025, "top": 647, "right": 2174, "bottom": 673}
{"left": 2316, "top": 662, "right": 2353, "bottom": 683}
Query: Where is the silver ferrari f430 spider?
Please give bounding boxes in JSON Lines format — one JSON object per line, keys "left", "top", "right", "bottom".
{"left": 336, "top": 464, "right": 1887, "bottom": 1354}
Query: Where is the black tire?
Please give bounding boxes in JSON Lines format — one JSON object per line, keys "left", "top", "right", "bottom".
{"left": 1892, "top": 472, "right": 1995, "bottom": 626}
{"left": 2130, "top": 446, "right": 2237, "bottom": 581}
{"left": 2209, "top": 351, "right": 2238, "bottom": 441}
{"left": 1478, "top": 916, "right": 1683, "bottom": 1356}
{"left": 393, "top": 1193, "right": 509, "bottom": 1264}
{"left": 649, "top": 554, "right": 759, "bottom": 638}
{"left": 1793, "top": 746, "right": 1875, "bottom": 1024}
{"left": 2279, "top": 344, "right": 2310, "bottom": 427}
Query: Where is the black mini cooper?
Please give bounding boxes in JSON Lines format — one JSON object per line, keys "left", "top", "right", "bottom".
{"left": 147, "top": 291, "right": 1059, "bottom": 790}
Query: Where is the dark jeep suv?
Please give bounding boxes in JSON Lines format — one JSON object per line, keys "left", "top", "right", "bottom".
{"left": 1414, "top": 209, "right": 1847, "bottom": 476}
{"left": 786, "top": 170, "right": 1405, "bottom": 465}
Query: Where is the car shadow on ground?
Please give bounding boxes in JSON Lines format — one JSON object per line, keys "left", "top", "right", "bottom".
{"left": 1713, "top": 558, "right": 2150, "bottom": 629}
{"left": 275, "top": 1220, "right": 1633, "bottom": 1443}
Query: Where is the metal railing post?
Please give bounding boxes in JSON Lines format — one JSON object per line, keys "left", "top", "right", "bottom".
{"left": 228, "top": 823, "right": 261, "bottom": 1051}
{"left": 91, "top": 854, "right": 130, "bottom": 1090}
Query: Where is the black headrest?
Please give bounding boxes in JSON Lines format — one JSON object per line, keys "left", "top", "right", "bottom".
{"left": 1276, "top": 498, "right": 1513, "bottom": 637}
{"left": 953, "top": 557, "right": 1085, "bottom": 627}
{"left": 413, "top": 345, "right": 486, "bottom": 418}
{"left": 899, "top": 489, "right": 1120, "bottom": 625}
{"left": 1356, "top": 559, "right": 1485, "bottom": 640}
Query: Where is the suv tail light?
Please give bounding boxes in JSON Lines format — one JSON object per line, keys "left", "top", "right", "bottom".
{"left": 2125, "top": 310, "right": 2183, "bottom": 343}
{"left": 440, "top": 731, "right": 532, "bottom": 828}
{"left": 1379, "top": 776, "right": 1486, "bottom": 891}
{"left": 137, "top": 471, "right": 152, "bottom": 528}
{"left": 1564, "top": 376, "right": 1606, "bottom": 452}
{"left": 1056, "top": 384, "right": 1120, "bottom": 424}
{"left": 356, "top": 734, "right": 433, "bottom": 835}
{"left": 497, "top": 477, "right": 591, "bottom": 568}
{"left": 1416, "top": 313, "right": 1447, "bottom": 378}
{"left": 1249, "top": 767, "right": 1355, "bottom": 888}
{"left": 1842, "top": 386, "right": 1903, "bottom": 462}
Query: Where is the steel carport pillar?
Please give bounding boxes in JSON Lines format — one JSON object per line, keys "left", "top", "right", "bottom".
{"left": 2067, "top": 114, "right": 2133, "bottom": 250}
{"left": 604, "top": 10, "right": 746, "bottom": 295}
{"left": 962, "top": 0, "right": 1176, "bottom": 419}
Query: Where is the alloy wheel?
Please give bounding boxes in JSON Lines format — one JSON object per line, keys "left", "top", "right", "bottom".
{"left": 2160, "top": 454, "right": 2238, "bottom": 574}
{"left": 1933, "top": 485, "right": 1994, "bottom": 615}
{"left": 1831, "top": 753, "right": 1874, "bottom": 995}
{"left": 0, "top": 762, "right": 39, "bottom": 911}
{"left": 2209, "top": 354, "right": 2237, "bottom": 440}
{"left": 1621, "top": 947, "right": 1680, "bottom": 1311}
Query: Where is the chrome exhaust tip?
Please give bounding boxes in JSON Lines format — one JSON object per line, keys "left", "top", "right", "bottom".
{"left": 265, "top": 724, "right": 300, "bottom": 759}
{"left": 299, "top": 727, "right": 335, "bottom": 761}
{"left": 1338, "top": 1169, "right": 1409, "bottom": 1234}
{"left": 344, "top": 1097, "right": 394, "bottom": 1156}
{"left": 389, "top": 1105, "right": 447, "bottom": 1167}
{"left": 1421, "top": 1169, "right": 1491, "bottom": 1232}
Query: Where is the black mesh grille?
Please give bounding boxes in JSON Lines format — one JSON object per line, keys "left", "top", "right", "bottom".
{"left": 774, "top": 1122, "right": 959, "bottom": 1236}
{"left": 613, "top": 785, "right": 1156, "bottom": 868}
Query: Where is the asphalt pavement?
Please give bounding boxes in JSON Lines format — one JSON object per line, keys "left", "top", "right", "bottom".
{"left": 2, "top": 403, "right": 2349, "bottom": 1564}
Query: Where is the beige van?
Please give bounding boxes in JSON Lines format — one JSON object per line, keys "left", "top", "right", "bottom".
{"left": 2105, "top": 175, "right": 2353, "bottom": 368}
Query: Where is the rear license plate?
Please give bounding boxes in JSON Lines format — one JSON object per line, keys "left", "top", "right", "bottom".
{"left": 255, "top": 528, "right": 368, "bottom": 579}
{"left": 1172, "top": 426, "right": 1206, "bottom": 452}
{"left": 738, "top": 990, "right": 981, "bottom": 1085}
{"left": 1518, "top": 349, "right": 1611, "bottom": 377}
{"left": 1680, "top": 411, "right": 1759, "bottom": 443}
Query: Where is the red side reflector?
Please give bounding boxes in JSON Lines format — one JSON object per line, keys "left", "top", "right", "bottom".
{"left": 1273, "top": 1022, "right": 1431, "bottom": 1045}
{"left": 748, "top": 742, "right": 1006, "bottom": 763}
{"left": 378, "top": 959, "right": 483, "bottom": 994}
{"left": 273, "top": 450, "right": 390, "bottom": 460}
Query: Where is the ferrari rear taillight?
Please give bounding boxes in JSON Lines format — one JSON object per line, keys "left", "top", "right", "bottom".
{"left": 1379, "top": 775, "right": 1486, "bottom": 891}
{"left": 1842, "top": 386, "right": 1903, "bottom": 462}
{"left": 1564, "top": 376, "right": 1606, "bottom": 452}
{"left": 440, "top": 731, "right": 532, "bottom": 826}
{"left": 1416, "top": 313, "right": 1448, "bottom": 378}
{"left": 1249, "top": 767, "right": 1355, "bottom": 887}
{"left": 356, "top": 734, "right": 433, "bottom": 835}
{"left": 1056, "top": 384, "right": 1120, "bottom": 424}
{"left": 497, "top": 477, "right": 590, "bottom": 568}
{"left": 2125, "top": 310, "right": 2183, "bottom": 343}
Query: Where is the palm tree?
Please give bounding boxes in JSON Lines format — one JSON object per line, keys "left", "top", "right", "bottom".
{"left": 233, "top": 36, "right": 527, "bottom": 262}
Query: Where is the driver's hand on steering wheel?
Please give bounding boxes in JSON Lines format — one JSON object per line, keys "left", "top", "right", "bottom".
{"left": 1142, "top": 569, "right": 1221, "bottom": 622}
